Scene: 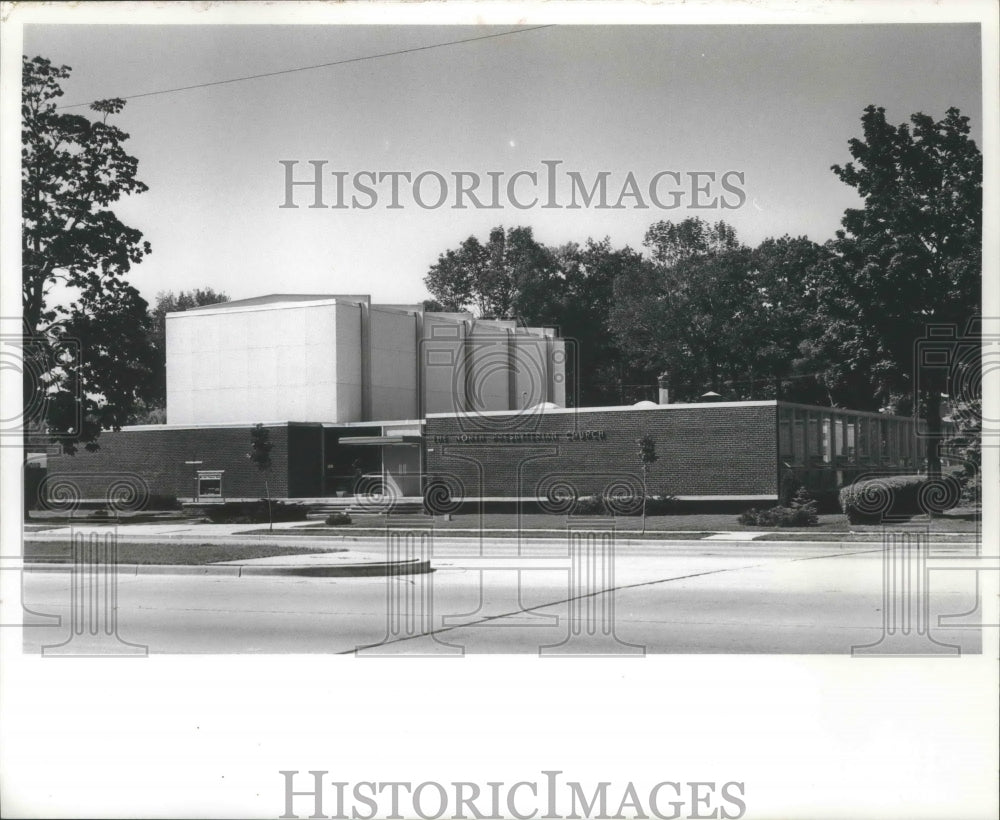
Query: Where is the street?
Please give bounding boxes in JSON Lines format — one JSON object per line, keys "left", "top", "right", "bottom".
{"left": 19, "top": 538, "right": 982, "bottom": 655}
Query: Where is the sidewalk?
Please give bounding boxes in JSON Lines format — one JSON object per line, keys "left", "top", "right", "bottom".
{"left": 21, "top": 520, "right": 980, "bottom": 545}
{"left": 23, "top": 520, "right": 320, "bottom": 538}
{"left": 21, "top": 535, "right": 432, "bottom": 577}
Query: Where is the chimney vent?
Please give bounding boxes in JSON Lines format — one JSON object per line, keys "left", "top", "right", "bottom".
{"left": 657, "top": 372, "right": 670, "bottom": 405}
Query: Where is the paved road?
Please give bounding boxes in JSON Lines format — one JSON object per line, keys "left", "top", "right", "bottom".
{"left": 18, "top": 539, "right": 982, "bottom": 655}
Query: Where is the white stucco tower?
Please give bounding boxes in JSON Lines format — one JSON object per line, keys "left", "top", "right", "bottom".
{"left": 165, "top": 294, "right": 565, "bottom": 425}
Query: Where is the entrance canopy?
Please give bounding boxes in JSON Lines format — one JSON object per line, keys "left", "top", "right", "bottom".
{"left": 339, "top": 435, "right": 423, "bottom": 446}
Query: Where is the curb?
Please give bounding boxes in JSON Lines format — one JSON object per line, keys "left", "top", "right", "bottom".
{"left": 229, "top": 527, "right": 981, "bottom": 542}
{"left": 22, "top": 529, "right": 980, "bottom": 546}
{"left": 22, "top": 558, "right": 433, "bottom": 578}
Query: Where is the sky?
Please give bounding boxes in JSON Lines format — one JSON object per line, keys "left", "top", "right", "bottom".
{"left": 23, "top": 22, "right": 984, "bottom": 307}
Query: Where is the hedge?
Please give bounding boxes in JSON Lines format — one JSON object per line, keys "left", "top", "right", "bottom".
{"left": 196, "top": 500, "right": 308, "bottom": 524}
{"left": 838, "top": 474, "right": 961, "bottom": 524}
{"left": 570, "top": 494, "right": 678, "bottom": 516}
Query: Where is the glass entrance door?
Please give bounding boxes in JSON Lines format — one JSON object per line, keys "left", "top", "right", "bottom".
{"left": 383, "top": 444, "right": 422, "bottom": 498}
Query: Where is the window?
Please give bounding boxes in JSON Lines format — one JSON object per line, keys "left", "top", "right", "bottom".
{"left": 793, "top": 411, "right": 806, "bottom": 464}
{"left": 778, "top": 408, "right": 794, "bottom": 462}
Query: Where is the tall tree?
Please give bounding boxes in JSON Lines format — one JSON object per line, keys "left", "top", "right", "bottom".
{"left": 611, "top": 246, "right": 753, "bottom": 401}
{"left": 612, "top": 222, "right": 833, "bottom": 404}
{"left": 643, "top": 218, "right": 740, "bottom": 268}
{"left": 814, "top": 106, "right": 982, "bottom": 475}
{"left": 22, "top": 56, "right": 153, "bottom": 452}
{"left": 737, "top": 236, "right": 832, "bottom": 403}
{"left": 554, "top": 238, "right": 646, "bottom": 405}
{"left": 424, "top": 226, "right": 562, "bottom": 321}
{"left": 611, "top": 218, "right": 754, "bottom": 401}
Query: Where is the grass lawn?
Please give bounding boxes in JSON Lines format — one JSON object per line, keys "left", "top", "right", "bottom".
{"left": 304, "top": 512, "right": 819, "bottom": 532}
{"left": 239, "top": 526, "right": 717, "bottom": 540}
{"left": 24, "top": 541, "right": 340, "bottom": 565}
{"left": 25, "top": 510, "right": 196, "bottom": 525}
{"left": 246, "top": 507, "right": 980, "bottom": 536}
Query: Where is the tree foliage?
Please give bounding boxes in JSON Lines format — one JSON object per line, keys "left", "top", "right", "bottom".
{"left": 250, "top": 424, "right": 274, "bottom": 530}
{"left": 811, "top": 106, "right": 981, "bottom": 407}
{"left": 418, "top": 109, "right": 980, "bottom": 481}
{"left": 637, "top": 435, "right": 658, "bottom": 533}
{"left": 643, "top": 218, "right": 740, "bottom": 268}
{"left": 949, "top": 396, "right": 981, "bottom": 505}
{"left": 611, "top": 218, "right": 828, "bottom": 403}
{"left": 553, "top": 238, "right": 646, "bottom": 405}
{"left": 809, "top": 105, "right": 981, "bottom": 474}
{"left": 424, "top": 226, "right": 560, "bottom": 321}
{"left": 22, "top": 55, "right": 153, "bottom": 451}
{"left": 250, "top": 423, "right": 273, "bottom": 472}
{"left": 620, "top": 221, "right": 752, "bottom": 399}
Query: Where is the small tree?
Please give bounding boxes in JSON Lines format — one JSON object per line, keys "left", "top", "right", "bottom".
{"left": 249, "top": 424, "right": 273, "bottom": 531}
{"left": 637, "top": 435, "right": 658, "bottom": 533}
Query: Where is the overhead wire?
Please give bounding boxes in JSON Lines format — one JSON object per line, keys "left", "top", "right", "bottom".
{"left": 55, "top": 25, "right": 555, "bottom": 110}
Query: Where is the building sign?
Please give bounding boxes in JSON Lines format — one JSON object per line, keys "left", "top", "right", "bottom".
{"left": 430, "top": 430, "right": 608, "bottom": 444}
{"left": 196, "top": 470, "right": 224, "bottom": 499}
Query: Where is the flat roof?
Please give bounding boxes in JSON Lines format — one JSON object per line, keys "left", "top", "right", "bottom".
{"left": 116, "top": 402, "right": 913, "bottom": 432}
{"left": 426, "top": 400, "right": 778, "bottom": 418}
{"left": 119, "top": 419, "right": 427, "bottom": 432}
{"left": 185, "top": 294, "right": 363, "bottom": 311}
{"left": 427, "top": 399, "right": 914, "bottom": 422}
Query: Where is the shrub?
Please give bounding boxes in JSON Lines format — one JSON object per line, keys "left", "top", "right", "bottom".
{"left": 738, "top": 507, "right": 766, "bottom": 526}
{"left": 201, "top": 500, "right": 308, "bottom": 524}
{"left": 738, "top": 488, "right": 818, "bottom": 528}
{"left": 611, "top": 493, "right": 679, "bottom": 516}
{"left": 738, "top": 505, "right": 812, "bottom": 528}
{"left": 147, "top": 493, "right": 182, "bottom": 511}
{"left": 838, "top": 475, "right": 935, "bottom": 524}
{"left": 570, "top": 495, "right": 607, "bottom": 516}
{"left": 787, "top": 486, "right": 819, "bottom": 526}
{"left": 779, "top": 471, "right": 801, "bottom": 506}
{"left": 324, "top": 512, "right": 352, "bottom": 526}
{"left": 643, "top": 494, "right": 679, "bottom": 516}
{"left": 959, "top": 471, "right": 981, "bottom": 506}
{"left": 570, "top": 493, "right": 679, "bottom": 517}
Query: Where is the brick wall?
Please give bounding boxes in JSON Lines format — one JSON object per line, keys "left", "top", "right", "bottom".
{"left": 425, "top": 404, "right": 778, "bottom": 500}
{"left": 42, "top": 424, "right": 290, "bottom": 504}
